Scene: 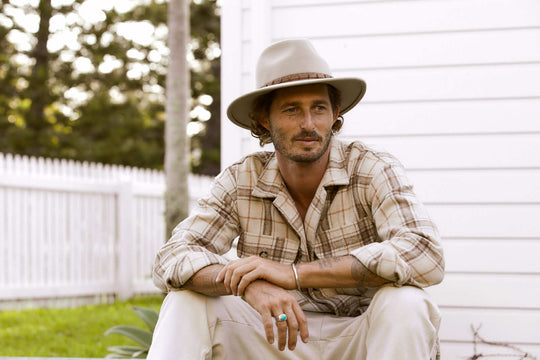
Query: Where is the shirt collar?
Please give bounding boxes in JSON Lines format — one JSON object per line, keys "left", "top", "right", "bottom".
{"left": 321, "top": 138, "right": 351, "bottom": 187}
{"left": 252, "top": 137, "right": 350, "bottom": 199}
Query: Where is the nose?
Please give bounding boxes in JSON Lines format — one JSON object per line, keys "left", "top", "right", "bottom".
{"left": 300, "top": 111, "right": 315, "bottom": 131}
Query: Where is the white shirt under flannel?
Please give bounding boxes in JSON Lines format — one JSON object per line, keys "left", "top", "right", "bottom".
{"left": 153, "top": 138, "right": 445, "bottom": 316}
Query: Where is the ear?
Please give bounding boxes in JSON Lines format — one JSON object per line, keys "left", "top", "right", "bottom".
{"left": 259, "top": 115, "right": 270, "bottom": 131}
{"left": 332, "top": 106, "right": 341, "bottom": 123}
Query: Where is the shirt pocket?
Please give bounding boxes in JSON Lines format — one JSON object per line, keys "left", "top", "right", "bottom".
{"left": 314, "top": 217, "right": 379, "bottom": 258}
{"left": 237, "top": 231, "right": 300, "bottom": 263}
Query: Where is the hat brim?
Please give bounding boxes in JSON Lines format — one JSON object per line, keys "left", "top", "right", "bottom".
{"left": 226, "top": 77, "right": 366, "bottom": 130}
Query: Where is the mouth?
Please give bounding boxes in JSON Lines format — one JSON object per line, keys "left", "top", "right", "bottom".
{"left": 294, "top": 138, "right": 320, "bottom": 145}
{"left": 293, "top": 132, "right": 322, "bottom": 143}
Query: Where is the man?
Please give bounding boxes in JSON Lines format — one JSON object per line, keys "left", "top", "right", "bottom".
{"left": 149, "top": 39, "right": 445, "bottom": 359}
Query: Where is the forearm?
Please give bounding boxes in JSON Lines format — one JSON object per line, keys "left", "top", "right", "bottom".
{"left": 182, "top": 264, "right": 232, "bottom": 296}
{"left": 296, "top": 255, "right": 390, "bottom": 289}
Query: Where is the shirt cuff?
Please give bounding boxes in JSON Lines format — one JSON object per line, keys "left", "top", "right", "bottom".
{"left": 162, "top": 250, "right": 230, "bottom": 291}
{"left": 350, "top": 242, "right": 411, "bottom": 286}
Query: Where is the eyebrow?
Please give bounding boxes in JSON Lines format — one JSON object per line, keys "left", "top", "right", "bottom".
{"left": 278, "top": 99, "right": 330, "bottom": 110}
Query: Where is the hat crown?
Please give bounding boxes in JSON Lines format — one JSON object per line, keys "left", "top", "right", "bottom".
{"left": 255, "top": 39, "right": 333, "bottom": 89}
{"left": 226, "top": 38, "right": 366, "bottom": 130}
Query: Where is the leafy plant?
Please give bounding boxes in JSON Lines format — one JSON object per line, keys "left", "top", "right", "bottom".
{"left": 104, "top": 306, "right": 158, "bottom": 359}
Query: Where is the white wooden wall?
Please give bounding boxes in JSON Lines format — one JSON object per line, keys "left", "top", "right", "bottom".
{"left": 221, "top": 0, "right": 540, "bottom": 358}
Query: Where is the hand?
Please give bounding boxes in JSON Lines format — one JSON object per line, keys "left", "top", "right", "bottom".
{"left": 243, "top": 280, "right": 309, "bottom": 351}
{"left": 216, "top": 256, "right": 295, "bottom": 296}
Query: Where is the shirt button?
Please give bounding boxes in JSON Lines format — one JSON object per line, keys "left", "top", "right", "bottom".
{"left": 259, "top": 250, "right": 268, "bottom": 258}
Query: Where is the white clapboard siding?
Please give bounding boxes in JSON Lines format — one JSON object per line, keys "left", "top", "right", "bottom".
{"left": 428, "top": 204, "right": 540, "bottom": 238}
{"left": 343, "top": 133, "right": 540, "bottom": 169}
{"left": 443, "top": 342, "right": 540, "bottom": 360}
{"left": 439, "top": 308, "right": 540, "bottom": 344}
{"left": 442, "top": 238, "right": 540, "bottom": 273}
{"left": 345, "top": 65, "right": 540, "bottom": 102}
{"left": 428, "top": 273, "right": 540, "bottom": 309}
{"left": 222, "top": 0, "right": 540, "bottom": 358}
{"left": 310, "top": 28, "right": 540, "bottom": 69}
{"left": 0, "top": 153, "right": 213, "bottom": 304}
{"left": 408, "top": 169, "right": 540, "bottom": 203}
{"left": 343, "top": 99, "right": 540, "bottom": 136}
{"left": 270, "top": 0, "right": 540, "bottom": 37}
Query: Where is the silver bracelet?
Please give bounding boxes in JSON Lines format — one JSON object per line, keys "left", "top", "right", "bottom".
{"left": 291, "top": 263, "right": 301, "bottom": 291}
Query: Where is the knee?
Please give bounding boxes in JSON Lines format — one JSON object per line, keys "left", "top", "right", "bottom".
{"left": 160, "top": 290, "right": 209, "bottom": 316}
{"left": 165, "top": 289, "right": 207, "bottom": 304}
{"left": 370, "top": 285, "right": 440, "bottom": 327}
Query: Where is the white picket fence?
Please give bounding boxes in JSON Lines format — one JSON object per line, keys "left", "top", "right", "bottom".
{"left": 0, "top": 153, "right": 214, "bottom": 306}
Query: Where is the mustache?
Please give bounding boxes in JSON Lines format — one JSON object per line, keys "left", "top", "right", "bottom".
{"left": 292, "top": 131, "right": 322, "bottom": 141}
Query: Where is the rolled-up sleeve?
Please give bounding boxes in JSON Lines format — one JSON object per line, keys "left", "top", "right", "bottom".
{"left": 350, "top": 159, "right": 445, "bottom": 288}
{"left": 152, "top": 169, "right": 240, "bottom": 292}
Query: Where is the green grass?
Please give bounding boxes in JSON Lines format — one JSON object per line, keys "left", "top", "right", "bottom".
{"left": 0, "top": 294, "right": 164, "bottom": 358}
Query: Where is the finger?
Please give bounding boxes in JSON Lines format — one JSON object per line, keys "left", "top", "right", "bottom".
{"left": 285, "top": 306, "right": 299, "bottom": 351}
{"left": 215, "top": 266, "right": 226, "bottom": 282}
{"left": 223, "top": 267, "right": 234, "bottom": 295}
{"left": 274, "top": 312, "right": 288, "bottom": 351}
{"left": 261, "top": 310, "right": 275, "bottom": 345}
{"left": 229, "top": 264, "right": 250, "bottom": 295}
{"left": 223, "top": 266, "right": 235, "bottom": 294}
{"left": 229, "top": 263, "right": 255, "bottom": 295}
{"left": 218, "top": 262, "right": 239, "bottom": 293}
{"left": 292, "top": 302, "right": 309, "bottom": 343}
{"left": 236, "top": 270, "right": 260, "bottom": 296}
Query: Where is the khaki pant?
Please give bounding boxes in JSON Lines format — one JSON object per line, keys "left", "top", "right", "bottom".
{"left": 148, "top": 285, "right": 441, "bottom": 360}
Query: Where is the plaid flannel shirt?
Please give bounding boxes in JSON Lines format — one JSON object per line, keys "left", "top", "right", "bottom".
{"left": 153, "top": 138, "right": 445, "bottom": 316}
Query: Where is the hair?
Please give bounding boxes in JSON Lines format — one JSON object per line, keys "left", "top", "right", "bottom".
{"left": 249, "top": 84, "right": 344, "bottom": 146}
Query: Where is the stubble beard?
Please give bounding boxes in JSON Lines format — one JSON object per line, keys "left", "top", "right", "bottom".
{"left": 270, "top": 127, "right": 333, "bottom": 163}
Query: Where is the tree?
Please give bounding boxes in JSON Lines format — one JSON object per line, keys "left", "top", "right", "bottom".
{"left": 0, "top": 0, "right": 221, "bottom": 174}
{"left": 25, "top": 0, "right": 52, "bottom": 156}
{"left": 189, "top": 0, "right": 221, "bottom": 175}
{"left": 0, "top": 0, "right": 167, "bottom": 167}
{"left": 165, "top": 0, "right": 190, "bottom": 236}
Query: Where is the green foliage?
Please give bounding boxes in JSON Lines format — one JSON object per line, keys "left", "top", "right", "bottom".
{"left": 0, "top": 0, "right": 221, "bottom": 174}
{"left": 104, "top": 306, "right": 159, "bottom": 359}
{"left": 0, "top": 295, "right": 163, "bottom": 358}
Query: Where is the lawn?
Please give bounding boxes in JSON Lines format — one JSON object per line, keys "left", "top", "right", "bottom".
{"left": 0, "top": 294, "right": 164, "bottom": 358}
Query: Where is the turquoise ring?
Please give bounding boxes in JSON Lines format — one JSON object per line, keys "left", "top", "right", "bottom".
{"left": 276, "top": 313, "right": 287, "bottom": 322}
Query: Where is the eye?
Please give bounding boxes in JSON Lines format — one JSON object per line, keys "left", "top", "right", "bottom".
{"left": 314, "top": 105, "right": 327, "bottom": 112}
{"left": 283, "top": 107, "right": 297, "bottom": 114}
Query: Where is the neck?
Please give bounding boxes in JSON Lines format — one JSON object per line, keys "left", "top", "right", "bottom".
{"left": 276, "top": 147, "right": 330, "bottom": 220}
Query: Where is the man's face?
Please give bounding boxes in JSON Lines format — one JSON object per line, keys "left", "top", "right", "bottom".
{"left": 262, "top": 84, "right": 339, "bottom": 163}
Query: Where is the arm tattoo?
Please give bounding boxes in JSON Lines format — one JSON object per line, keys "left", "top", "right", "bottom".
{"left": 351, "top": 259, "right": 389, "bottom": 287}
{"left": 183, "top": 266, "right": 229, "bottom": 296}
{"left": 317, "top": 257, "right": 342, "bottom": 269}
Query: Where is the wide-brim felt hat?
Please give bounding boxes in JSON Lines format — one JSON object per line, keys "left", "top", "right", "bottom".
{"left": 227, "top": 39, "right": 367, "bottom": 130}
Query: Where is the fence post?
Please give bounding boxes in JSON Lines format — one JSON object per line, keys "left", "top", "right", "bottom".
{"left": 117, "top": 181, "right": 135, "bottom": 300}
